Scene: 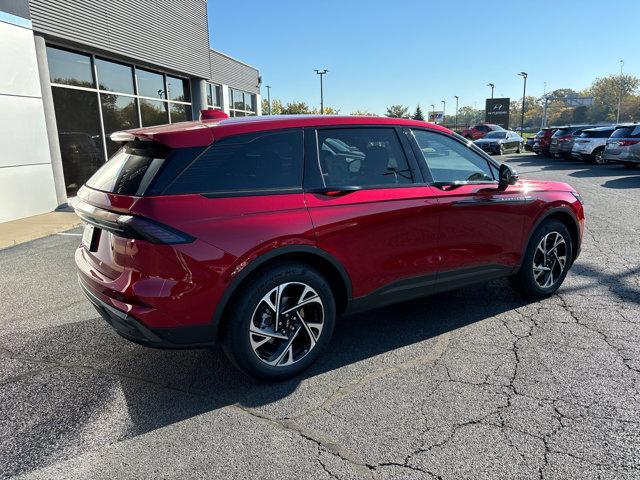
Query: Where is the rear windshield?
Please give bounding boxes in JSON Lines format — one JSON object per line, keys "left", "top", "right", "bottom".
{"left": 553, "top": 128, "right": 573, "bottom": 137}
{"left": 86, "top": 141, "right": 169, "bottom": 195}
{"left": 580, "top": 129, "right": 613, "bottom": 139}
{"left": 610, "top": 126, "right": 640, "bottom": 139}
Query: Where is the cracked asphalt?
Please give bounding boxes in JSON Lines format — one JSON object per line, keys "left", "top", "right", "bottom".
{"left": 1, "top": 153, "right": 639, "bottom": 479}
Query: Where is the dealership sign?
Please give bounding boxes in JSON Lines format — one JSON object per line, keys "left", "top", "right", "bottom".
{"left": 485, "top": 98, "right": 510, "bottom": 129}
{"left": 428, "top": 111, "right": 444, "bottom": 123}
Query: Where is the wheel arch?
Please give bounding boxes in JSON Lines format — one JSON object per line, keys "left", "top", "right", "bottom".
{"left": 211, "top": 246, "right": 352, "bottom": 338}
{"left": 522, "top": 206, "right": 581, "bottom": 266}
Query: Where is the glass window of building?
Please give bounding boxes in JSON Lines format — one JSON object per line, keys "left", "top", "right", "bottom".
{"left": 51, "top": 88, "right": 104, "bottom": 196}
{"left": 140, "top": 99, "right": 169, "bottom": 126}
{"left": 229, "top": 88, "right": 257, "bottom": 117}
{"left": 136, "top": 68, "right": 166, "bottom": 99}
{"left": 47, "top": 46, "right": 94, "bottom": 88}
{"left": 95, "top": 58, "right": 134, "bottom": 94}
{"left": 46, "top": 45, "right": 192, "bottom": 196}
{"left": 207, "top": 83, "right": 221, "bottom": 108}
{"left": 101, "top": 94, "right": 139, "bottom": 156}
{"left": 167, "top": 76, "right": 189, "bottom": 102}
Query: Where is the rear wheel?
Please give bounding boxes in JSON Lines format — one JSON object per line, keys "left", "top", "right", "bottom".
{"left": 516, "top": 143, "right": 522, "bottom": 153}
{"left": 221, "top": 262, "right": 336, "bottom": 380}
{"left": 592, "top": 147, "right": 606, "bottom": 165}
{"left": 509, "top": 219, "right": 573, "bottom": 298}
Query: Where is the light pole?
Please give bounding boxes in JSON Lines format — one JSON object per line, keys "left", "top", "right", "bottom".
{"left": 453, "top": 95, "right": 459, "bottom": 131}
{"left": 517, "top": 72, "right": 528, "bottom": 136}
{"left": 430, "top": 104, "right": 435, "bottom": 123}
{"left": 616, "top": 59, "right": 624, "bottom": 124}
{"left": 265, "top": 85, "right": 272, "bottom": 115}
{"left": 487, "top": 83, "right": 495, "bottom": 99}
{"left": 541, "top": 82, "right": 547, "bottom": 128}
{"left": 314, "top": 69, "right": 329, "bottom": 114}
{"left": 441, "top": 100, "right": 446, "bottom": 126}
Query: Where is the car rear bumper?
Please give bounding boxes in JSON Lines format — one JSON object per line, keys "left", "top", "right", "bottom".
{"left": 79, "top": 278, "right": 215, "bottom": 349}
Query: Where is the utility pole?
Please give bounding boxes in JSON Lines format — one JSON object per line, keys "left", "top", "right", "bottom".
{"left": 616, "top": 60, "right": 624, "bottom": 124}
{"left": 441, "top": 100, "right": 446, "bottom": 126}
{"left": 314, "top": 69, "right": 328, "bottom": 114}
{"left": 487, "top": 83, "right": 495, "bottom": 99}
{"left": 517, "top": 72, "right": 528, "bottom": 136}
{"left": 541, "top": 82, "right": 547, "bottom": 128}
{"left": 265, "top": 85, "right": 271, "bottom": 115}
{"left": 453, "top": 95, "right": 459, "bottom": 131}
{"left": 430, "top": 104, "right": 435, "bottom": 123}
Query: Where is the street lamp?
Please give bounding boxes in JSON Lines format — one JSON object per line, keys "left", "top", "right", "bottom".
{"left": 517, "top": 72, "right": 528, "bottom": 136}
{"left": 441, "top": 100, "right": 446, "bottom": 126}
{"left": 616, "top": 59, "right": 624, "bottom": 123}
{"left": 430, "top": 104, "right": 435, "bottom": 123}
{"left": 487, "top": 83, "right": 495, "bottom": 99}
{"left": 453, "top": 96, "right": 459, "bottom": 131}
{"left": 265, "top": 85, "right": 272, "bottom": 115}
{"left": 314, "top": 69, "right": 329, "bottom": 114}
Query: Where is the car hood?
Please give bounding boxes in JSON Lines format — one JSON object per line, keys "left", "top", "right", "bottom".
{"left": 516, "top": 179, "right": 574, "bottom": 193}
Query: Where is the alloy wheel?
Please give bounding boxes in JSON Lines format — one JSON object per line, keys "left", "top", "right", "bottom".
{"left": 532, "top": 232, "right": 567, "bottom": 288}
{"left": 249, "top": 282, "right": 324, "bottom": 367}
{"left": 594, "top": 149, "right": 606, "bottom": 164}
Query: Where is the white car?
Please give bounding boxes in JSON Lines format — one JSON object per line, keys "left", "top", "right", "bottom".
{"left": 571, "top": 126, "right": 615, "bottom": 164}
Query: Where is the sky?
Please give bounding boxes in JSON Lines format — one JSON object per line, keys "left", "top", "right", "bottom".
{"left": 207, "top": 0, "right": 640, "bottom": 115}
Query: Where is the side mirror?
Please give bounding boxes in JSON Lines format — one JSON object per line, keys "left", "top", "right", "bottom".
{"left": 498, "top": 163, "right": 519, "bottom": 190}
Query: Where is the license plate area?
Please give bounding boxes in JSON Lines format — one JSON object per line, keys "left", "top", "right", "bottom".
{"left": 82, "top": 224, "right": 100, "bottom": 251}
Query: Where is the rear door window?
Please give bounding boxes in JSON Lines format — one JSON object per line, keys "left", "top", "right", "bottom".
{"left": 317, "top": 128, "right": 414, "bottom": 187}
{"left": 412, "top": 130, "right": 494, "bottom": 183}
{"left": 610, "top": 127, "right": 636, "bottom": 139}
{"left": 163, "top": 129, "right": 304, "bottom": 195}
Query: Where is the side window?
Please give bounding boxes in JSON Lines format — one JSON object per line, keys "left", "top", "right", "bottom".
{"left": 164, "top": 129, "right": 303, "bottom": 194}
{"left": 317, "top": 128, "right": 413, "bottom": 187}
{"left": 411, "top": 129, "right": 495, "bottom": 183}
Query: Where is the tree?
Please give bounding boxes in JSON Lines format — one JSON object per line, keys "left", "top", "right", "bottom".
{"left": 350, "top": 109, "right": 377, "bottom": 116}
{"left": 385, "top": 105, "right": 410, "bottom": 118}
{"left": 585, "top": 74, "right": 640, "bottom": 122}
{"left": 311, "top": 106, "right": 339, "bottom": 115}
{"left": 413, "top": 104, "right": 425, "bottom": 121}
{"left": 280, "top": 101, "right": 312, "bottom": 115}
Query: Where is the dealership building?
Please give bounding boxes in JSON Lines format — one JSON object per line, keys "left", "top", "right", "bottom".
{"left": 0, "top": 0, "right": 261, "bottom": 223}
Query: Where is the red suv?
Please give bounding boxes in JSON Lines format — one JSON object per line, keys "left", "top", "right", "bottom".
{"left": 461, "top": 123, "right": 505, "bottom": 140}
{"left": 75, "top": 114, "right": 584, "bottom": 380}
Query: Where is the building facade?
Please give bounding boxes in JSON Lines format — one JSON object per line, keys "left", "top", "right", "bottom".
{"left": 0, "top": 0, "right": 261, "bottom": 222}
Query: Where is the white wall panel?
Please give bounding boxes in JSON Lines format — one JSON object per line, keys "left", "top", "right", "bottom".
{"left": 0, "top": 163, "right": 57, "bottom": 223}
{"left": 0, "top": 20, "right": 41, "bottom": 97}
{"left": 0, "top": 94, "right": 50, "bottom": 168}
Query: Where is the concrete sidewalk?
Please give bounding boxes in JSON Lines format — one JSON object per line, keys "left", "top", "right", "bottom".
{"left": 0, "top": 210, "right": 82, "bottom": 250}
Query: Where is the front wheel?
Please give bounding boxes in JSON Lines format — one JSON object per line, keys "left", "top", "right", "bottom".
{"left": 499, "top": 144, "right": 505, "bottom": 156}
{"left": 509, "top": 219, "right": 573, "bottom": 298}
{"left": 516, "top": 143, "right": 522, "bottom": 154}
{"left": 221, "top": 262, "right": 336, "bottom": 381}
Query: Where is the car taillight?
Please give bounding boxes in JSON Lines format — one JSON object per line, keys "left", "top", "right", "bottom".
{"left": 74, "top": 201, "right": 194, "bottom": 244}
{"left": 618, "top": 140, "right": 640, "bottom": 147}
{"left": 558, "top": 135, "right": 572, "bottom": 143}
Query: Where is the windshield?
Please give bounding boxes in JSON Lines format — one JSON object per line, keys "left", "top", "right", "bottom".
{"left": 484, "top": 132, "right": 507, "bottom": 139}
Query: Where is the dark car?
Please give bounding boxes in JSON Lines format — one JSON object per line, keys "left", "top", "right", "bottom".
{"left": 549, "top": 125, "right": 596, "bottom": 158}
{"left": 473, "top": 130, "right": 524, "bottom": 155}
{"left": 75, "top": 113, "right": 584, "bottom": 380}
{"left": 461, "top": 123, "right": 505, "bottom": 140}
{"left": 525, "top": 136, "right": 536, "bottom": 152}
{"left": 603, "top": 123, "right": 640, "bottom": 167}
{"left": 533, "top": 128, "right": 558, "bottom": 156}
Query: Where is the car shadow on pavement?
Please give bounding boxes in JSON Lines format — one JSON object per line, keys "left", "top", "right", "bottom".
{"left": 0, "top": 279, "right": 533, "bottom": 477}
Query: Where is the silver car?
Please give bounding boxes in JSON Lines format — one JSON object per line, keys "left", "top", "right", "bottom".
{"left": 603, "top": 124, "right": 640, "bottom": 167}
{"left": 571, "top": 126, "right": 614, "bottom": 164}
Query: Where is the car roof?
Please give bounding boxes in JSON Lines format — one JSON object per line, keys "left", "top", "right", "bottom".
{"left": 614, "top": 122, "right": 640, "bottom": 128}
{"left": 583, "top": 126, "right": 615, "bottom": 132}
{"left": 119, "top": 115, "right": 453, "bottom": 148}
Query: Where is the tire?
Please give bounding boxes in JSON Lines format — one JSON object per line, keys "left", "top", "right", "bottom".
{"left": 509, "top": 219, "right": 573, "bottom": 298}
{"left": 592, "top": 147, "right": 606, "bottom": 165}
{"left": 220, "top": 262, "right": 336, "bottom": 381}
{"left": 516, "top": 143, "right": 521, "bottom": 154}
{"left": 499, "top": 144, "right": 505, "bottom": 156}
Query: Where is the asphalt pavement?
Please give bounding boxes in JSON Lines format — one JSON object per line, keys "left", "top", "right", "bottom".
{"left": 1, "top": 153, "right": 639, "bottom": 479}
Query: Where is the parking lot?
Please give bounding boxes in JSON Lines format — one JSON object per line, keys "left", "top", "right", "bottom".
{"left": 1, "top": 152, "right": 639, "bottom": 480}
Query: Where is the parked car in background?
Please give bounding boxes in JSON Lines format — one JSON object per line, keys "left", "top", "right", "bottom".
{"left": 533, "top": 128, "right": 557, "bottom": 156}
{"left": 474, "top": 130, "right": 524, "bottom": 155}
{"left": 461, "top": 123, "right": 505, "bottom": 140}
{"left": 525, "top": 136, "right": 536, "bottom": 152}
{"left": 571, "top": 126, "right": 615, "bottom": 164}
{"left": 549, "top": 125, "right": 596, "bottom": 159}
{"left": 603, "top": 123, "right": 640, "bottom": 167}
{"left": 74, "top": 113, "right": 584, "bottom": 380}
